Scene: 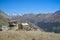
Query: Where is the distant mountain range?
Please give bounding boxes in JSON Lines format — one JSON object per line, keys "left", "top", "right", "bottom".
{"left": 11, "top": 10, "right": 60, "bottom": 33}
{"left": 11, "top": 10, "right": 60, "bottom": 22}
{"left": 0, "top": 10, "right": 60, "bottom": 33}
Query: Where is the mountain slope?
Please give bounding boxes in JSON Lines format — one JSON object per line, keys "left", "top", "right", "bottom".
{"left": 0, "top": 10, "right": 10, "bottom": 26}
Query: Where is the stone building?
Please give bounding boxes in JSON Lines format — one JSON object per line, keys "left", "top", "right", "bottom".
{"left": 8, "top": 20, "right": 18, "bottom": 30}
{"left": 17, "top": 23, "right": 31, "bottom": 31}
{"left": 0, "top": 26, "right": 9, "bottom": 31}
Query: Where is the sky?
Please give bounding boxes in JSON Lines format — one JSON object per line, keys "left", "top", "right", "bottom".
{"left": 0, "top": 0, "right": 60, "bottom": 15}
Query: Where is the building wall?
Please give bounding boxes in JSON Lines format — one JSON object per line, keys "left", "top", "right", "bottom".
{"left": 1, "top": 26, "right": 9, "bottom": 31}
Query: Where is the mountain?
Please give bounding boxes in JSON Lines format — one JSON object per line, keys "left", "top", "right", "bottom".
{"left": 0, "top": 10, "right": 10, "bottom": 26}
{"left": 21, "top": 10, "right": 60, "bottom": 22}
{"left": 12, "top": 10, "right": 60, "bottom": 33}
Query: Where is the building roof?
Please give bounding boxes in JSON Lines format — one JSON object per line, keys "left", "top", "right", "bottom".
{"left": 21, "top": 23, "right": 29, "bottom": 25}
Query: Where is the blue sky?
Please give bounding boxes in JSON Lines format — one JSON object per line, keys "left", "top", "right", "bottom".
{"left": 0, "top": 0, "right": 60, "bottom": 15}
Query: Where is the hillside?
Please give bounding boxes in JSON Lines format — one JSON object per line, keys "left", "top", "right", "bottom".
{"left": 0, "top": 10, "right": 10, "bottom": 26}
{"left": 0, "top": 31, "right": 60, "bottom": 40}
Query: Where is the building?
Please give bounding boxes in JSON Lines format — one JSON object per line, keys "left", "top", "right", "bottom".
{"left": 16, "top": 23, "right": 31, "bottom": 31}
{"left": 17, "top": 23, "right": 38, "bottom": 31}
{"left": 21, "top": 23, "right": 31, "bottom": 31}
{"left": 0, "top": 26, "right": 9, "bottom": 31}
{"left": 8, "top": 20, "right": 18, "bottom": 30}
{"left": 8, "top": 20, "right": 17, "bottom": 27}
